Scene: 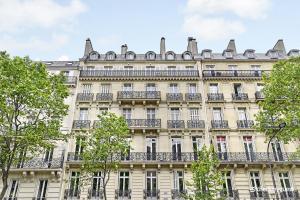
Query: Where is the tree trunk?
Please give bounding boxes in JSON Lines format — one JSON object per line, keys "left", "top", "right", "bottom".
{"left": 0, "top": 171, "right": 8, "bottom": 200}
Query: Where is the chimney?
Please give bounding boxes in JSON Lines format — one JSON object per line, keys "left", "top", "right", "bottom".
{"left": 187, "top": 37, "right": 193, "bottom": 52}
{"left": 84, "top": 38, "right": 93, "bottom": 57}
{"left": 121, "top": 44, "right": 128, "bottom": 55}
{"left": 192, "top": 38, "right": 198, "bottom": 55}
{"left": 273, "top": 39, "right": 286, "bottom": 55}
{"left": 227, "top": 39, "right": 237, "bottom": 55}
{"left": 160, "top": 37, "right": 166, "bottom": 59}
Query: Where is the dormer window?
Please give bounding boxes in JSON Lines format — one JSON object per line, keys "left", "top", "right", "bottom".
{"left": 244, "top": 49, "right": 255, "bottom": 59}
{"left": 288, "top": 49, "right": 300, "bottom": 57}
{"left": 89, "top": 52, "right": 99, "bottom": 60}
{"left": 106, "top": 51, "right": 116, "bottom": 60}
{"left": 125, "top": 51, "right": 135, "bottom": 60}
{"left": 202, "top": 49, "right": 212, "bottom": 59}
{"left": 182, "top": 51, "right": 192, "bottom": 60}
{"left": 267, "top": 50, "right": 278, "bottom": 59}
{"left": 145, "top": 51, "right": 156, "bottom": 60}
{"left": 224, "top": 50, "right": 233, "bottom": 59}
{"left": 166, "top": 51, "right": 175, "bottom": 60}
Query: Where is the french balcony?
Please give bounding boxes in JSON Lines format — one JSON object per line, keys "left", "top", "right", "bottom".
{"left": 79, "top": 70, "right": 199, "bottom": 81}
{"left": 87, "top": 188, "right": 104, "bottom": 199}
{"left": 211, "top": 120, "right": 229, "bottom": 129}
{"left": 185, "top": 93, "right": 202, "bottom": 103}
{"left": 96, "top": 93, "right": 113, "bottom": 102}
{"left": 3, "top": 198, "right": 18, "bottom": 200}
{"left": 117, "top": 91, "right": 161, "bottom": 105}
{"left": 126, "top": 119, "right": 161, "bottom": 131}
{"left": 115, "top": 189, "right": 132, "bottom": 199}
{"left": 64, "top": 189, "right": 80, "bottom": 200}
{"left": 32, "top": 198, "right": 47, "bottom": 200}
{"left": 280, "top": 190, "right": 300, "bottom": 199}
{"left": 166, "top": 93, "right": 184, "bottom": 103}
{"left": 255, "top": 91, "right": 265, "bottom": 101}
{"left": 167, "top": 120, "right": 185, "bottom": 129}
{"left": 219, "top": 189, "right": 239, "bottom": 200}
{"left": 249, "top": 189, "right": 270, "bottom": 200}
{"left": 72, "top": 120, "right": 91, "bottom": 129}
{"left": 207, "top": 93, "right": 225, "bottom": 102}
{"left": 143, "top": 190, "right": 160, "bottom": 199}
{"left": 232, "top": 93, "right": 249, "bottom": 102}
{"left": 237, "top": 120, "right": 254, "bottom": 129}
{"left": 187, "top": 120, "right": 205, "bottom": 129}
{"left": 13, "top": 156, "right": 63, "bottom": 169}
{"left": 76, "top": 93, "right": 94, "bottom": 102}
{"left": 64, "top": 76, "right": 77, "bottom": 86}
{"left": 171, "top": 189, "right": 187, "bottom": 199}
{"left": 202, "top": 70, "right": 270, "bottom": 80}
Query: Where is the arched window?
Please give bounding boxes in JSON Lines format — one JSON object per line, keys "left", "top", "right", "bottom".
{"left": 89, "top": 52, "right": 99, "bottom": 60}
{"left": 106, "top": 51, "right": 116, "bottom": 60}
{"left": 182, "top": 51, "right": 192, "bottom": 60}
{"left": 166, "top": 51, "right": 175, "bottom": 60}
{"left": 126, "top": 51, "right": 136, "bottom": 60}
{"left": 145, "top": 51, "right": 156, "bottom": 60}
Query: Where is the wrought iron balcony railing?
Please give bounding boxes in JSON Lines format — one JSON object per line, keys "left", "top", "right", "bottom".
{"left": 32, "top": 198, "right": 46, "bottom": 200}
{"left": 72, "top": 120, "right": 91, "bottom": 129}
{"left": 167, "top": 120, "right": 185, "bottom": 129}
{"left": 203, "top": 70, "right": 270, "bottom": 79}
{"left": 232, "top": 93, "right": 249, "bottom": 101}
{"left": 80, "top": 70, "right": 199, "bottom": 78}
{"left": 64, "top": 189, "right": 80, "bottom": 199}
{"left": 255, "top": 91, "right": 265, "bottom": 100}
{"left": 207, "top": 93, "right": 224, "bottom": 101}
{"left": 64, "top": 76, "right": 77, "bottom": 85}
{"left": 249, "top": 189, "right": 270, "bottom": 199}
{"left": 3, "top": 197, "right": 17, "bottom": 200}
{"left": 143, "top": 190, "right": 160, "bottom": 199}
{"left": 166, "top": 93, "right": 183, "bottom": 102}
{"left": 237, "top": 120, "right": 254, "bottom": 129}
{"left": 115, "top": 189, "right": 132, "bottom": 199}
{"left": 117, "top": 91, "right": 161, "bottom": 100}
{"left": 87, "top": 188, "right": 104, "bottom": 199}
{"left": 171, "top": 189, "right": 187, "bottom": 199}
{"left": 67, "top": 152, "right": 300, "bottom": 164}
{"left": 211, "top": 120, "right": 229, "bottom": 129}
{"left": 185, "top": 93, "right": 202, "bottom": 102}
{"left": 96, "top": 93, "right": 113, "bottom": 101}
{"left": 280, "top": 190, "right": 300, "bottom": 199}
{"left": 187, "top": 120, "right": 205, "bottom": 129}
{"left": 13, "top": 157, "right": 63, "bottom": 169}
{"left": 219, "top": 189, "right": 239, "bottom": 199}
{"left": 126, "top": 119, "right": 161, "bottom": 129}
{"left": 76, "top": 93, "right": 94, "bottom": 102}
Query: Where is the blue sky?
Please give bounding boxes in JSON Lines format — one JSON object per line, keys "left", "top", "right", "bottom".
{"left": 0, "top": 0, "right": 299, "bottom": 61}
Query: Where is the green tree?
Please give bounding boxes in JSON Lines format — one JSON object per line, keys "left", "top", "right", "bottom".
{"left": 255, "top": 57, "right": 300, "bottom": 142}
{"left": 186, "top": 145, "right": 224, "bottom": 200}
{"left": 0, "top": 52, "right": 69, "bottom": 199}
{"left": 80, "top": 112, "right": 130, "bottom": 200}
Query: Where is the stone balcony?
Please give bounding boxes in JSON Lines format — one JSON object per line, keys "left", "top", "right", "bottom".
{"left": 166, "top": 93, "right": 183, "bottom": 103}
{"left": 255, "top": 91, "right": 265, "bottom": 101}
{"left": 12, "top": 156, "right": 63, "bottom": 170}
{"left": 95, "top": 93, "right": 113, "bottom": 102}
{"left": 187, "top": 120, "right": 205, "bottom": 129}
{"left": 143, "top": 189, "right": 160, "bottom": 199}
{"left": 115, "top": 189, "right": 132, "bottom": 199}
{"left": 64, "top": 189, "right": 80, "bottom": 200}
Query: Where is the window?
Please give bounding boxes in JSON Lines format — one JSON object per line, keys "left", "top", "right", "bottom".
{"left": 146, "top": 171, "right": 157, "bottom": 197}
{"left": 126, "top": 53, "right": 135, "bottom": 60}
{"left": 222, "top": 172, "right": 233, "bottom": 197}
{"left": 101, "top": 84, "right": 111, "bottom": 94}
{"left": 106, "top": 52, "right": 116, "bottom": 60}
{"left": 251, "top": 65, "right": 262, "bottom": 76}
{"left": 209, "top": 84, "right": 219, "bottom": 93}
{"left": 172, "top": 137, "right": 182, "bottom": 161}
{"left": 212, "top": 108, "right": 222, "bottom": 121}
{"left": 123, "top": 83, "right": 133, "bottom": 92}
{"left": 192, "top": 136, "right": 203, "bottom": 152}
{"left": 188, "top": 83, "right": 197, "bottom": 93}
{"left": 146, "top": 66, "right": 155, "bottom": 70}
{"left": 82, "top": 84, "right": 92, "bottom": 94}
{"left": 98, "top": 107, "right": 108, "bottom": 114}
{"left": 75, "top": 137, "right": 84, "bottom": 160}
{"left": 123, "top": 108, "right": 132, "bottom": 120}
{"left": 69, "top": 172, "right": 80, "bottom": 198}
{"left": 168, "top": 66, "right": 176, "bottom": 69}
{"left": 249, "top": 171, "right": 262, "bottom": 197}
{"left": 170, "top": 108, "right": 180, "bottom": 120}
{"left": 256, "top": 83, "right": 264, "bottom": 92}
{"left": 185, "top": 66, "right": 194, "bottom": 69}
{"left": 279, "top": 172, "right": 293, "bottom": 198}
{"left": 233, "top": 83, "right": 242, "bottom": 94}
{"left": 216, "top": 136, "right": 227, "bottom": 160}
{"left": 238, "top": 108, "right": 248, "bottom": 120}
{"left": 228, "top": 65, "right": 237, "bottom": 76}
{"left": 147, "top": 108, "right": 156, "bottom": 119}
{"left": 62, "top": 71, "right": 70, "bottom": 76}
{"left": 17, "top": 150, "right": 26, "bottom": 168}
{"left": 79, "top": 108, "right": 88, "bottom": 120}
{"left": 104, "top": 66, "right": 113, "bottom": 70}
{"left": 119, "top": 172, "right": 130, "bottom": 196}
{"left": 124, "top": 66, "right": 133, "bottom": 70}
{"left": 91, "top": 172, "right": 102, "bottom": 198}
{"left": 36, "top": 180, "right": 48, "bottom": 199}
{"left": 146, "top": 83, "right": 156, "bottom": 91}
{"left": 243, "top": 136, "right": 255, "bottom": 161}
{"left": 43, "top": 147, "right": 53, "bottom": 168}
{"left": 169, "top": 83, "right": 179, "bottom": 93}
{"left": 189, "top": 108, "right": 199, "bottom": 120}
{"left": 183, "top": 53, "right": 192, "bottom": 60}
{"left": 224, "top": 51, "right": 233, "bottom": 58}
{"left": 174, "top": 171, "right": 184, "bottom": 192}
{"left": 146, "top": 52, "right": 156, "bottom": 60}
{"left": 203, "top": 51, "right": 211, "bottom": 59}
{"left": 146, "top": 137, "right": 157, "bottom": 160}
{"left": 271, "top": 141, "right": 284, "bottom": 161}
{"left": 7, "top": 180, "right": 19, "bottom": 199}
{"left": 166, "top": 53, "right": 175, "bottom": 60}
{"left": 90, "top": 52, "right": 99, "bottom": 60}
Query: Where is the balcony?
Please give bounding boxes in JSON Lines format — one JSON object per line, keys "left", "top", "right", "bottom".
{"left": 232, "top": 93, "right": 249, "bottom": 102}
{"left": 211, "top": 120, "right": 229, "bottom": 129}
{"left": 115, "top": 189, "right": 132, "bottom": 199}
{"left": 76, "top": 93, "right": 94, "bottom": 102}
{"left": 249, "top": 190, "right": 270, "bottom": 200}
{"left": 185, "top": 93, "right": 202, "bottom": 103}
{"left": 202, "top": 70, "right": 270, "bottom": 80}
{"left": 187, "top": 120, "right": 205, "bottom": 129}
{"left": 166, "top": 93, "right": 183, "bottom": 103}
{"left": 280, "top": 190, "right": 299, "bottom": 199}
{"left": 143, "top": 190, "right": 160, "bottom": 199}
{"left": 219, "top": 189, "right": 239, "bottom": 200}
{"left": 64, "top": 189, "right": 80, "bottom": 199}
{"left": 96, "top": 93, "right": 113, "bottom": 102}
{"left": 237, "top": 120, "right": 254, "bottom": 129}
{"left": 88, "top": 188, "right": 104, "bottom": 199}
{"left": 207, "top": 93, "right": 225, "bottom": 102}
{"left": 117, "top": 91, "right": 161, "bottom": 104}
{"left": 72, "top": 120, "right": 91, "bottom": 129}
{"left": 13, "top": 157, "right": 63, "bottom": 169}
{"left": 171, "top": 189, "right": 187, "bottom": 199}
{"left": 64, "top": 76, "right": 77, "bottom": 86}
{"left": 32, "top": 198, "right": 46, "bottom": 200}
{"left": 255, "top": 91, "right": 265, "bottom": 101}
{"left": 126, "top": 119, "right": 161, "bottom": 130}
{"left": 3, "top": 198, "right": 17, "bottom": 200}
{"left": 167, "top": 120, "right": 185, "bottom": 129}
{"left": 79, "top": 70, "right": 200, "bottom": 81}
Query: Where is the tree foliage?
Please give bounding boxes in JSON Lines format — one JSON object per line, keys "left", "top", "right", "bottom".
{"left": 0, "top": 52, "right": 69, "bottom": 199}
{"left": 255, "top": 57, "right": 300, "bottom": 142}
{"left": 80, "top": 111, "right": 130, "bottom": 200}
{"left": 186, "top": 145, "right": 224, "bottom": 200}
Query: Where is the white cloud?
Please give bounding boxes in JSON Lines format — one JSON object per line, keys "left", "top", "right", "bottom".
{"left": 58, "top": 55, "right": 70, "bottom": 61}
{"left": 183, "top": 0, "right": 271, "bottom": 41}
{"left": 0, "top": 0, "right": 87, "bottom": 33}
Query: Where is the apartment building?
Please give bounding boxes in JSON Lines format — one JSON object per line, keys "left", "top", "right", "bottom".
{"left": 1, "top": 37, "right": 300, "bottom": 200}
